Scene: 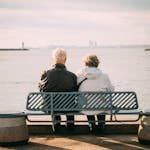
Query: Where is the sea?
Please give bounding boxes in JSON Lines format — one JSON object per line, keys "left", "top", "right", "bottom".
{"left": 0, "top": 46, "right": 150, "bottom": 112}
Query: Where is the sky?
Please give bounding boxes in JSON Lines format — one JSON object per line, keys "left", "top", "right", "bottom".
{"left": 0, "top": 0, "right": 150, "bottom": 48}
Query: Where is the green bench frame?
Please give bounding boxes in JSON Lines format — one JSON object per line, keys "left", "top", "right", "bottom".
{"left": 26, "top": 91, "right": 144, "bottom": 130}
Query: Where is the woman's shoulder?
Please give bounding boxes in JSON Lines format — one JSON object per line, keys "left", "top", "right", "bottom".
{"left": 100, "top": 72, "right": 110, "bottom": 80}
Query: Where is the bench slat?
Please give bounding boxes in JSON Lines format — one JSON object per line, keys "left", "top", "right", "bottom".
{"left": 26, "top": 91, "right": 138, "bottom": 112}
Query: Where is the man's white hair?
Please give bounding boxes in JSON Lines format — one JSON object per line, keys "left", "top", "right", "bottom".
{"left": 52, "top": 48, "right": 67, "bottom": 64}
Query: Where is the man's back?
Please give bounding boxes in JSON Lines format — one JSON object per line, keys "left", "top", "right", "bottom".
{"left": 39, "top": 64, "right": 77, "bottom": 92}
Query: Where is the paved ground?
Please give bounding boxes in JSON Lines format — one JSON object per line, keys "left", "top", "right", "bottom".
{"left": 0, "top": 134, "right": 150, "bottom": 150}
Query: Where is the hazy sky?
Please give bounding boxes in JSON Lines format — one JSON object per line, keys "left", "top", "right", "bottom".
{"left": 0, "top": 0, "right": 150, "bottom": 47}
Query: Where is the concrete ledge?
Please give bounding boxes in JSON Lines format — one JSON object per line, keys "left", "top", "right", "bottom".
{"left": 28, "top": 124, "right": 139, "bottom": 135}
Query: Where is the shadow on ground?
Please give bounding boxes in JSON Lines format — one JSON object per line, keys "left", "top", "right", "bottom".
{"left": 0, "top": 134, "right": 150, "bottom": 150}
{"left": 0, "top": 141, "right": 68, "bottom": 150}
{"left": 68, "top": 134, "right": 150, "bottom": 150}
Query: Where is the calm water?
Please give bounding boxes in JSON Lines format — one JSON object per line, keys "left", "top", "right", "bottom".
{"left": 0, "top": 47, "right": 150, "bottom": 111}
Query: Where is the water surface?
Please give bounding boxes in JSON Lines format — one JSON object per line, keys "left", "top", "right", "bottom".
{"left": 0, "top": 47, "right": 150, "bottom": 111}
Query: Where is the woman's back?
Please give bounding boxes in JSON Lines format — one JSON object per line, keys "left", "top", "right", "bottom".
{"left": 77, "top": 67, "right": 114, "bottom": 91}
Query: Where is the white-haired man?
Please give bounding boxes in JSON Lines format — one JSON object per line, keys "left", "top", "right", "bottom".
{"left": 39, "top": 48, "right": 78, "bottom": 130}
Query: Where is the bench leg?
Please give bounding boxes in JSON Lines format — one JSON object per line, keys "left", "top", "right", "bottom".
{"left": 51, "top": 114, "right": 55, "bottom": 132}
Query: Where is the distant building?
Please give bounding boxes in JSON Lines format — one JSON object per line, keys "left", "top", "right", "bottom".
{"left": 89, "top": 40, "right": 98, "bottom": 48}
{"left": 22, "top": 42, "right": 24, "bottom": 49}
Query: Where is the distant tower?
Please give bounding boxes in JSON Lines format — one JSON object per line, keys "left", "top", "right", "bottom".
{"left": 89, "top": 40, "right": 93, "bottom": 47}
{"left": 94, "top": 41, "right": 97, "bottom": 47}
{"left": 22, "top": 42, "right": 24, "bottom": 49}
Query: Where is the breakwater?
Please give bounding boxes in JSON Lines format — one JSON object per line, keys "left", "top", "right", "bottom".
{"left": 0, "top": 48, "right": 29, "bottom": 51}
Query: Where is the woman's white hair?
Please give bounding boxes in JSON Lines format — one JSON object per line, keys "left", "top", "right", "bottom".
{"left": 52, "top": 48, "right": 67, "bottom": 64}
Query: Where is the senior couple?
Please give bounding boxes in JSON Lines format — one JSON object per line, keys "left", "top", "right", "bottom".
{"left": 39, "top": 48, "right": 114, "bottom": 132}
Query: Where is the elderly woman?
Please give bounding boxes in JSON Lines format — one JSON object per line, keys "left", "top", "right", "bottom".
{"left": 77, "top": 54, "right": 114, "bottom": 132}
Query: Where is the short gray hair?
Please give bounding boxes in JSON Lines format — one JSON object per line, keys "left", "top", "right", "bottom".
{"left": 52, "top": 48, "right": 67, "bottom": 63}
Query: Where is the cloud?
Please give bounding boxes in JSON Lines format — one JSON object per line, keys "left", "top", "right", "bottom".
{"left": 1, "top": 0, "right": 150, "bottom": 12}
{"left": 0, "top": 0, "right": 150, "bottom": 47}
{"left": 1, "top": 7, "right": 150, "bottom": 28}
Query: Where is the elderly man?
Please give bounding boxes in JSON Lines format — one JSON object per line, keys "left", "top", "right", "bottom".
{"left": 39, "top": 48, "right": 77, "bottom": 129}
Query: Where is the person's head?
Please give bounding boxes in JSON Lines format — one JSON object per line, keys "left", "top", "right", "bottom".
{"left": 52, "top": 48, "right": 67, "bottom": 64}
{"left": 84, "top": 54, "right": 100, "bottom": 67}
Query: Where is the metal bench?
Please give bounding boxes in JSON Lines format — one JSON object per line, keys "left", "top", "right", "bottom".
{"left": 26, "top": 91, "right": 143, "bottom": 130}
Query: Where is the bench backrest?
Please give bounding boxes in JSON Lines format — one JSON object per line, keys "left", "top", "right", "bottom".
{"left": 26, "top": 91, "right": 138, "bottom": 113}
